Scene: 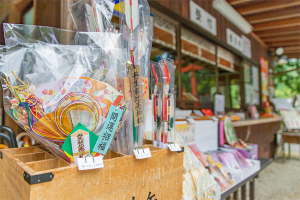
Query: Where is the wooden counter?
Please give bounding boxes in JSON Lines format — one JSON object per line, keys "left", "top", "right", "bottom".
{"left": 232, "top": 117, "right": 283, "bottom": 127}
{"left": 233, "top": 118, "right": 283, "bottom": 159}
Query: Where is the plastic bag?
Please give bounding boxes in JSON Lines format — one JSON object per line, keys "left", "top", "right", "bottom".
{"left": 0, "top": 41, "right": 128, "bottom": 162}
{"left": 69, "top": 0, "right": 115, "bottom": 32}
{"left": 159, "top": 58, "right": 176, "bottom": 145}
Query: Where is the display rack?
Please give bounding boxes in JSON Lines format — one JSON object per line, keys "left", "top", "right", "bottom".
{"left": 221, "top": 158, "right": 272, "bottom": 200}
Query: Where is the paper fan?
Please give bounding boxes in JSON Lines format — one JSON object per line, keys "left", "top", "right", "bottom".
{"left": 224, "top": 116, "right": 238, "bottom": 145}
{"left": 33, "top": 77, "right": 122, "bottom": 141}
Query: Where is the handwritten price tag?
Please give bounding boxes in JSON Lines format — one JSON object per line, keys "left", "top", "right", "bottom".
{"left": 168, "top": 143, "right": 182, "bottom": 151}
{"left": 133, "top": 148, "right": 152, "bottom": 159}
{"left": 77, "top": 155, "right": 104, "bottom": 170}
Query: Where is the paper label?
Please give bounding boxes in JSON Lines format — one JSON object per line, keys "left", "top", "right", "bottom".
{"left": 133, "top": 148, "right": 151, "bottom": 159}
{"left": 123, "top": 77, "right": 149, "bottom": 101}
{"left": 128, "top": 64, "right": 144, "bottom": 127}
{"left": 168, "top": 143, "right": 182, "bottom": 151}
{"left": 71, "top": 130, "right": 90, "bottom": 165}
{"left": 93, "top": 105, "right": 123, "bottom": 155}
{"left": 77, "top": 155, "right": 104, "bottom": 170}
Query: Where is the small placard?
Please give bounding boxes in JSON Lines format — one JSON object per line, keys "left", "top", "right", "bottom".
{"left": 168, "top": 143, "right": 182, "bottom": 151}
{"left": 127, "top": 64, "right": 144, "bottom": 127}
{"left": 93, "top": 105, "right": 123, "bottom": 155}
{"left": 77, "top": 155, "right": 104, "bottom": 170}
{"left": 226, "top": 28, "right": 243, "bottom": 52}
{"left": 133, "top": 148, "right": 151, "bottom": 159}
{"left": 190, "top": 0, "right": 217, "bottom": 36}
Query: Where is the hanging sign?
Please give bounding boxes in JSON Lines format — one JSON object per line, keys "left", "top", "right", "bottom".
{"left": 242, "top": 35, "right": 252, "bottom": 58}
{"left": 226, "top": 28, "right": 243, "bottom": 52}
{"left": 190, "top": 0, "right": 217, "bottom": 36}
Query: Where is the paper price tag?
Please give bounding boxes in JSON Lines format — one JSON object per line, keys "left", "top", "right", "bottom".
{"left": 77, "top": 156, "right": 104, "bottom": 170}
{"left": 133, "top": 148, "right": 152, "bottom": 159}
{"left": 168, "top": 143, "right": 182, "bottom": 151}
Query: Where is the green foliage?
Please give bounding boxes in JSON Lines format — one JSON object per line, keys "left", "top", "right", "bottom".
{"left": 274, "top": 59, "right": 300, "bottom": 98}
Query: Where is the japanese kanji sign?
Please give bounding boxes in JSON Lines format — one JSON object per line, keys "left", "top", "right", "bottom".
{"left": 127, "top": 64, "right": 144, "bottom": 127}
{"left": 93, "top": 105, "right": 123, "bottom": 155}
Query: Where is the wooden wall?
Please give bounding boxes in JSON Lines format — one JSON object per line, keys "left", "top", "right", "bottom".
{"left": 153, "top": 0, "right": 270, "bottom": 64}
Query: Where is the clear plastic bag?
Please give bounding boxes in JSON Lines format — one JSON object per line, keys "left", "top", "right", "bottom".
{"left": 0, "top": 40, "right": 127, "bottom": 162}
{"left": 159, "top": 58, "right": 176, "bottom": 144}
{"left": 69, "top": 0, "right": 115, "bottom": 32}
{"left": 117, "top": 0, "right": 152, "bottom": 151}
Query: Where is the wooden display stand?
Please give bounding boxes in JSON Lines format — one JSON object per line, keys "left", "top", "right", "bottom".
{"left": 0, "top": 145, "right": 183, "bottom": 200}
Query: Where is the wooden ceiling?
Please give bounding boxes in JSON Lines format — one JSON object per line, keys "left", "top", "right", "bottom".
{"left": 227, "top": 0, "right": 300, "bottom": 59}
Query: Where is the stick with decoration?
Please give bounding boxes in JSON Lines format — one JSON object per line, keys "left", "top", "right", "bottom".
{"left": 151, "top": 64, "right": 159, "bottom": 143}
{"left": 124, "top": 0, "right": 141, "bottom": 148}
{"left": 163, "top": 61, "right": 171, "bottom": 146}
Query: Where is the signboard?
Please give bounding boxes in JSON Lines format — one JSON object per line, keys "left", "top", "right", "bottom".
{"left": 226, "top": 28, "right": 243, "bottom": 52}
{"left": 242, "top": 35, "right": 252, "bottom": 58}
{"left": 190, "top": 0, "right": 217, "bottom": 36}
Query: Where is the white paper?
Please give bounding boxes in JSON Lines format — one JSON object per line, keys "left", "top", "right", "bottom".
{"left": 77, "top": 156, "right": 104, "bottom": 170}
{"left": 168, "top": 143, "right": 182, "bottom": 151}
{"left": 133, "top": 148, "right": 151, "bottom": 159}
{"left": 85, "top": 4, "right": 96, "bottom": 32}
{"left": 242, "top": 35, "right": 251, "bottom": 58}
{"left": 190, "top": 119, "right": 218, "bottom": 152}
{"left": 271, "top": 98, "right": 294, "bottom": 111}
{"left": 214, "top": 94, "right": 225, "bottom": 115}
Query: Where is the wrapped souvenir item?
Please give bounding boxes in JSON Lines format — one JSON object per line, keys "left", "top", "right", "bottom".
{"left": 0, "top": 37, "right": 127, "bottom": 164}
{"left": 218, "top": 152, "right": 243, "bottom": 182}
{"left": 158, "top": 58, "right": 176, "bottom": 148}
{"left": 118, "top": 0, "right": 152, "bottom": 154}
{"left": 70, "top": 0, "right": 115, "bottom": 32}
{"left": 150, "top": 61, "right": 163, "bottom": 146}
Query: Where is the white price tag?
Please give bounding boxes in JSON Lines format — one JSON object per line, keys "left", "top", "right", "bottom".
{"left": 168, "top": 143, "right": 182, "bottom": 151}
{"left": 133, "top": 148, "right": 152, "bottom": 159}
{"left": 77, "top": 155, "right": 104, "bottom": 170}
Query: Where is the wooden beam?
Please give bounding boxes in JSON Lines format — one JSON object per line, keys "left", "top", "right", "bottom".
{"left": 266, "top": 40, "right": 300, "bottom": 48}
{"left": 274, "top": 67, "right": 300, "bottom": 76}
{"left": 261, "top": 34, "right": 300, "bottom": 43}
{"left": 284, "top": 50, "right": 300, "bottom": 55}
{"left": 271, "top": 46, "right": 300, "bottom": 52}
{"left": 250, "top": 32, "right": 267, "bottom": 48}
{"left": 253, "top": 17, "right": 300, "bottom": 31}
{"left": 286, "top": 53, "right": 300, "bottom": 58}
{"left": 227, "top": 0, "right": 252, "bottom": 6}
{"left": 284, "top": 46, "right": 300, "bottom": 51}
{"left": 255, "top": 26, "right": 300, "bottom": 37}
{"left": 235, "top": 0, "right": 300, "bottom": 16}
{"left": 256, "top": 29, "right": 300, "bottom": 38}
{"left": 245, "top": 7, "right": 300, "bottom": 24}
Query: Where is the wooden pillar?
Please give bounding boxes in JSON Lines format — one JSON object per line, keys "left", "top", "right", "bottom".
{"left": 240, "top": 59, "right": 245, "bottom": 109}
{"left": 61, "top": 0, "right": 78, "bottom": 31}
{"left": 215, "top": 46, "right": 219, "bottom": 93}
{"left": 176, "top": 23, "right": 182, "bottom": 102}
{"left": 34, "top": 0, "right": 61, "bottom": 28}
{"left": 241, "top": 184, "right": 246, "bottom": 200}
